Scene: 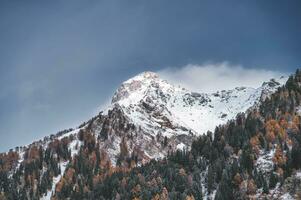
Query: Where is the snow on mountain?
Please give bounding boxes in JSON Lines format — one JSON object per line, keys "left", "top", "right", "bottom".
{"left": 110, "top": 71, "right": 286, "bottom": 137}
{"left": 7, "top": 71, "right": 287, "bottom": 200}
{"left": 73, "top": 71, "right": 285, "bottom": 165}
{"left": 16, "top": 71, "right": 286, "bottom": 172}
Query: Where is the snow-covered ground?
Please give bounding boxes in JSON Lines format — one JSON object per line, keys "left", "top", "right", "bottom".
{"left": 280, "top": 193, "right": 294, "bottom": 200}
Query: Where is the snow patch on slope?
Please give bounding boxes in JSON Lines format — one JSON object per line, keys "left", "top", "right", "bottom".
{"left": 280, "top": 193, "right": 294, "bottom": 200}
{"left": 177, "top": 142, "right": 186, "bottom": 150}
{"left": 256, "top": 149, "right": 275, "bottom": 175}
{"left": 41, "top": 127, "right": 83, "bottom": 200}
{"left": 42, "top": 161, "right": 68, "bottom": 200}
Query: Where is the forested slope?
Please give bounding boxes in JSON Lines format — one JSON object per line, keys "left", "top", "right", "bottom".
{"left": 1, "top": 70, "right": 300, "bottom": 200}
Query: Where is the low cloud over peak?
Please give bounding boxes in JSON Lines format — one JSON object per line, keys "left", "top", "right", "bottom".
{"left": 158, "top": 62, "right": 287, "bottom": 93}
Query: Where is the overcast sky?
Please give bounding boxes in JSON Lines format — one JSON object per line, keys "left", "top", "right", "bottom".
{"left": 0, "top": 0, "right": 300, "bottom": 152}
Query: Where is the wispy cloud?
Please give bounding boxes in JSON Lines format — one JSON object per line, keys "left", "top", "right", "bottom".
{"left": 158, "top": 62, "right": 287, "bottom": 93}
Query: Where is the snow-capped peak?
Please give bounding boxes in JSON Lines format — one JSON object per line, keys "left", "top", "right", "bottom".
{"left": 124, "top": 71, "right": 159, "bottom": 83}
{"left": 31, "top": 72, "right": 287, "bottom": 171}
{"left": 111, "top": 71, "right": 181, "bottom": 106}
{"left": 110, "top": 71, "right": 287, "bottom": 138}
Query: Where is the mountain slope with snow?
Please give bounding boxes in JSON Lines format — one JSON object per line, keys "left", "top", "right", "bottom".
{"left": 0, "top": 71, "right": 287, "bottom": 200}
{"left": 110, "top": 71, "right": 286, "bottom": 137}
{"left": 76, "top": 71, "right": 285, "bottom": 165}
{"left": 49, "top": 71, "right": 286, "bottom": 164}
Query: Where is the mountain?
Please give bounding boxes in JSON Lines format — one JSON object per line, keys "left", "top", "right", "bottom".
{"left": 0, "top": 71, "right": 288, "bottom": 200}
{"left": 104, "top": 71, "right": 286, "bottom": 161}
{"left": 64, "top": 71, "right": 285, "bottom": 165}
{"left": 111, "top": 71, "right": 285, "bottom": 136}
{"left": 81, "top": 70, "right": 301, "bottom": 200}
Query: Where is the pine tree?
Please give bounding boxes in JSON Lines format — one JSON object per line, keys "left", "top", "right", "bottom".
{"left": 215, "top": 169, "right": 233, "bottom": 200}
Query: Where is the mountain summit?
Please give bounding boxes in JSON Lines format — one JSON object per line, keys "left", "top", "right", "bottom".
{"left": 112, "top": 71, "right": 161, "bottom": 104}
{"left": 82, "top": 71, "right": 287, "bottom": 165}
{"left": 110, "top": 71, "right": 287, "bottom": 136}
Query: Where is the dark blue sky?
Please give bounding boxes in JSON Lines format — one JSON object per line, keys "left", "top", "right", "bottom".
{"left": 0, "top": 0, "right": 300, "bottom": 151}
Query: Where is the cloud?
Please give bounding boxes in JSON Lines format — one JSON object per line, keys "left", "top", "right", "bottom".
{"left": 158, "top": 62, "right": 287, "bottom": 93}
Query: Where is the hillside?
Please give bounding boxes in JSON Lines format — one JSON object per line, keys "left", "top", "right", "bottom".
{"left": 0, "top": 71, "right": 289, "bottom": 200}
{"left": 76, "top": 69, "right": 301, "bottom": 200}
